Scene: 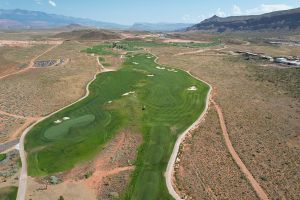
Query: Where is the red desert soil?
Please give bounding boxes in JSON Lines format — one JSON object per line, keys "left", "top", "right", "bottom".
{"left": 0, "top": 110, "right": 41, "bottom": 142}
{"left": 0, "top": 42, "right": 62, "bottom": 80}
{"left": 212, "top": 97, "right": 269, "bottom": 200}
{"left": 27, "top": 130, "right": 142, "bottom": 200}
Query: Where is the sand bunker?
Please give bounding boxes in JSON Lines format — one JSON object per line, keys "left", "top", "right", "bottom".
{"left": 167, "top": 69, "right": 178, "bottom": 72}
{"left": 133, "top": 62, "right": 139, "bottom": 65}
{"left": 187, "top": 86, "right": 197, "bottom": 91}
{"left": 122, "top": 91, "right": 135, "bottom": 96}
{"left": 108, "top": 101, "right": 112, "bottom": 104}
{"left": 63, "top": 117, "right": 70, "bottom": 120}
{"left": 156, "top": 66, "right": 165, "bottom": 70}
{"left": 147, "top": 74, "right": 155, "bottom": 77}
{"left": 54, "top": 120, "right": 62, "bottom": 124}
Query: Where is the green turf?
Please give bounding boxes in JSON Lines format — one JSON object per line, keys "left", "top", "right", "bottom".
{"left": 98, "top": 57, "right": 105, "bottom": 62}
{"left": 83, "top": 38, "right": 220, "bottom": 55}
{"left": 82, "top": 44, "right": 119, "bottom": 56}
{"left": 44, "top": 115, "right": 96, "bottom": 140}
{"left": 0, "top": 154, "right": 6, "bottom": 162}
{"left": 0, "top": 186, "right": 18, "bottom": 200}
{"left": 25, "top": 50, "right": 209, "bottom": 199}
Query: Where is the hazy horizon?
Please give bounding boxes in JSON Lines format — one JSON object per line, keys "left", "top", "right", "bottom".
{"left": 1, "top": 0, "right": 300, "bottom": 25}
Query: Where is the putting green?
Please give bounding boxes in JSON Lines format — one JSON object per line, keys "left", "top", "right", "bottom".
{"left": 44, "top": 115, "right": 96, "bottom": 140}
{"left": 25, "top": 50, "right": 209, "bottom": 199}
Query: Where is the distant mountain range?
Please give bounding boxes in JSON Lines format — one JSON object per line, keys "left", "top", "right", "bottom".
{"left": 0, "top": 9, "right": 192, "bottom": 32}
{"left": 1, "top": 8, "right": 299, "bottom": 32}
{"left": 130, "top": 23, "right": 193, "bottom": 32}
{"left": 0, "top": 9, "right": 128, "bottom": 30}
{"left": 187, "top": 8, "right": 300, "bottom": 32}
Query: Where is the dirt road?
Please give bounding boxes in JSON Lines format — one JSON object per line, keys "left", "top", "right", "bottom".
{"left": 165, "top": 71, "right": 212, "bottom": 200}
{"left": 173, "top": 46, "right": 227, "bottom": 56}
{"left": 212, "top": 100, "right": 269, "bottom": 200}
{"left": 16, "top": 57, "right": 113, "bottom": 200}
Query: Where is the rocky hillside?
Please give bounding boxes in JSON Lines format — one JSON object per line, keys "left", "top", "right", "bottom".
{"left": 187, "top": 8, "right": 300, "bottom": 32}
{"left": 53, "top": 29, "right": 121, "bottom": 40}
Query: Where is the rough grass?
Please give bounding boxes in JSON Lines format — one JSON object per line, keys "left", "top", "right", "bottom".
{"left": 25, "top": 51, "right": 209, "bottom": 199}
{"left": 0, "top": 153, "right": 6, "bottom": 161}
{"left": 0, "top": 186, "right": 18, "bottom": 200}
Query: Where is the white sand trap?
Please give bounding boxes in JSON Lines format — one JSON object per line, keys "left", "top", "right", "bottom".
{"left": 54, "top": 120, "right": 62, "bottom": 124}
{"left": 15, "top": 143, "right": 20, "bottom": 151}
{"left": 120, "top": 55, "right": 124, "bottom": 59}
{"left": 147, "top": 56, "right": 152, "bottom": 59}
{"left": 108, "top": 101, "right": 112, "bottom": 104}
{"left": 187, "top": 86, "right": 197, "bottom": 91}
{"left": 63, "top": 117, "right": 70, "bottom": 120}
{"left": 156, "top": 66, "right": 165, "bottom": 70}
{"left": 147, "top": 74, "right": 155, "bottom": 77}
{"left": 133, "top": 62, "right": 139, "bottom": 65}
{"left": 122, "top": 91, "right": 135, "bottom": 96}
{"left": 167, "top": 69, "right": 178, "bottom": 72}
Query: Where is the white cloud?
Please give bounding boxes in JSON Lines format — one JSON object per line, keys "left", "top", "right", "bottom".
{"left": 34, "top": 0, "right": 42, "bottom": 5}
{"left": 246, "top": 4, "right": 292, "bottom": 15}
{"left": 48, "top": 0, "right": 56, "bottom": 7}
{"left": 182, "top": 14, "right": 206, "bottom": 23}
{"left": 232, "top": 4, "right": 242, "bottom": 15}
{"left": 216, "top": 8, "right": 226, "bottom": 17}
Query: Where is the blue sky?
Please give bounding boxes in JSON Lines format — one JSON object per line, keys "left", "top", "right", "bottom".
{"left": 1, "top": 0, "right": 299, "bottom": 25}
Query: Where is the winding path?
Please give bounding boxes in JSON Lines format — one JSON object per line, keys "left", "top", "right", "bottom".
{"left": 212, "top": 100, "right": 269, "bottom": 200}
{"left": 152, "top": 50, "right": 269, "bottom": 200}
{"left": 16, "top": 56, "right": 111, "bottom": 200}
{"left": 148, "top": 49, "right": 212, "bottom": 200}
{"left": 16, "top": 45, "right": 269, "bottom": 200}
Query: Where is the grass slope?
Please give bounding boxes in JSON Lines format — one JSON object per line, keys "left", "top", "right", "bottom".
{"left": 0, "top": 186, "right": 18, "bottom": 200}
{"left": 25, "top": 50, "right": 209, "bottom": 199}
{"left": 0, "top": 153, "right": 6, "bottom": 161}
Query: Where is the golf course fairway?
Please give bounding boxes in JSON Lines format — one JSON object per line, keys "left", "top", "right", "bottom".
{"left": 25, "top": 52, "right": 209, "bottom": 199}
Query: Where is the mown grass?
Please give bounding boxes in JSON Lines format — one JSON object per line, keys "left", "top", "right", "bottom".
{"left": 83, "top": 38, "right": 221, "bottom": 55}
{"left": 25, "top": 50, "right": 209, "bottom": 199}
{"left": 0, "top": 186, "right": 18, "bottom": 200}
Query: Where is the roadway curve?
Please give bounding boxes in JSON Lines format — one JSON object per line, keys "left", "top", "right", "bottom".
{"left": 149, "top": 50, "right": 212, "bottom": 200}
{"left": 16, "top": 55, "right": 109, "bottom": 200}
{"left": 165, "top": 71, "right": 212, "bottom": 200}
{"left": 152, "top": 50, "right": 268, "bottom": 200}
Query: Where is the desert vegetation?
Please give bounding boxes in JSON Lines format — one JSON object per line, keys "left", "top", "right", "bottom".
{"left": 150, "top": 39, "right": 300, "bottom": 199}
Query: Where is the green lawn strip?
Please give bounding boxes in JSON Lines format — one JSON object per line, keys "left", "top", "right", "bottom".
{"left": 0, "top": 153, "right": 6, "bottom": 161}
{"left": 98, "top": 57, "right": 105, "bottom": 62}
{"left": 25, "top": 51, "right": 209, "bottom": 199}
{"left": 102, "top": 63, "right": 112, "bottom": 67}
{"left": 0, "top": 186, "right": 18, "bottom": 200}
{"left": 82, "top": 43, "right": 119, "bottom": 56}
{"left": 121, "top": 54, "right": 209, "bottom": 200}
{"left": 86, "top": 38, "right": 221, "bottom": 53}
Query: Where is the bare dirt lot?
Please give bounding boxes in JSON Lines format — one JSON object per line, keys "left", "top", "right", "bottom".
{"left": 0, "top": 150, "right": 20, "bottom": 188}
{"left": 150, "top": 42, "right": 300, "bottom": 199}
{"left": 0, "top": 44, "right": 53, "bottom": 78}
{"left": 26, "top": 130, "right": 142, "bottom": 200}
{"left": 0, "top": 40, "right": 98, "bottom": 142}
